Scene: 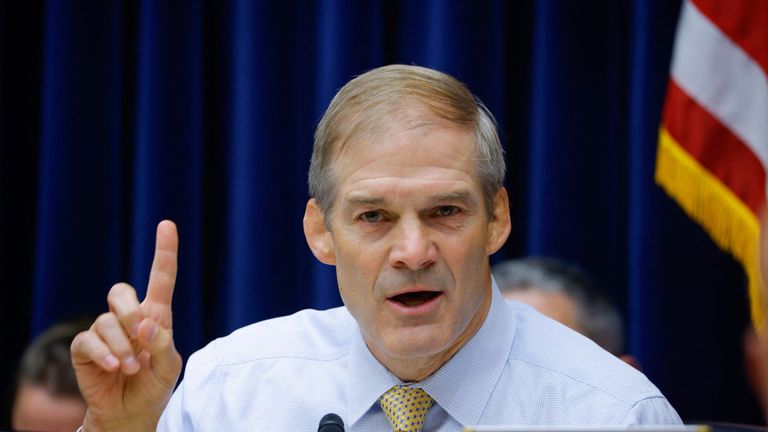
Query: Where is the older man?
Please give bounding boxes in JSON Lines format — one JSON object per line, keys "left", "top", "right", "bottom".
{"left": 71, "top": 65, "right": 681, "bottom": 431}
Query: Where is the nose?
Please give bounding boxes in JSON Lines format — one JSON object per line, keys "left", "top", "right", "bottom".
{"left": 388, "top": 217, "right": 437, "bottom": 271}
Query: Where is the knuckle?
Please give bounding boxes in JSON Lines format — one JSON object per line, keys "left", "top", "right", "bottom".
{"left": 107, "top": 282, "right": 135, "bottom": 303}
{"left": 71, "top": 331, "right": 106, "bottom": 360}
{"left": 107, "top": 283, "right": 143, "bottom": 321}
{"left": 70, "top": 331, "right": 89, "bottom": 352}
{"left": 118, "top": 308, "right": 143, "bottom": 330}
{"left": 94, "top": 312, "right": 117, "bottom": 330}
{"left": 159, "top": 332, "right": 175, "bottom": 350}
{"left": 93, "top": 314, "right": 133, "bottom": 353}
{"left": 125, "top": 308, "right": 143, "bottom": 323}
{"left": 108, "top": 282, "right": 128, "bottom": 297}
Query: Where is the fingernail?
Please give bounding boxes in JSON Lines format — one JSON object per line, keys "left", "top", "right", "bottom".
{"left": 148, "top": 323, "right": 158, "bottom": 341}
{"left": 123, "top": 355, "right": 139, "bottom": 373}
{"left": 104, "top": 355, "right": 119, "bottom": 370}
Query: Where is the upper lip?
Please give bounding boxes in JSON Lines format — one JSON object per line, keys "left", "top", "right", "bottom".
{"left": 386, "top": 286, "right": 442, "bottom": 299}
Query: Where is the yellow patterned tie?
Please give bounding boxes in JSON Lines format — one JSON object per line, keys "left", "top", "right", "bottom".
{"left": 379, "top": 385, "right": 434, "bottom": 432}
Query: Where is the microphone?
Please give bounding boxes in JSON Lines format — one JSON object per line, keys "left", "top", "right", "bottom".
{"left": 318, "top": 412, "right": 345, "bottom": 432}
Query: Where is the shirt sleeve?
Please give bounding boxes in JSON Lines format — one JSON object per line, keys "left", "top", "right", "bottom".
{"left": 621, "top": 396, "right": 683, "bottom": 425}
{"left": 156, "top": 377, "right": 187, "bottom": 432}
{"left": 156, "top": 340, "right": 221, "bottom": 432}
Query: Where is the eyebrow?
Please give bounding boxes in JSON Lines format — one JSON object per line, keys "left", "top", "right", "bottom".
{"left": 345, "top": 190, "right": 478, "bottom": 207}
{"left": 433, "top": 190, "right": 475, "bottom": 204}
{"left": 346, "top": 196, "right": 387, "bottom": 206}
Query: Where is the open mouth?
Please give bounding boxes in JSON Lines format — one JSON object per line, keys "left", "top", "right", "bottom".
{"left": 389, "top": 291, "right": 441, "bottom": 307}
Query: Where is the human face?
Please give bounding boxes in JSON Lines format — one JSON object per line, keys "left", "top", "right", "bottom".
{"left": 305, "top": 113, "right": 510, "bottom": 379}
{"left": 502, "top": 289, "right": 583, "bottom": 333}
{"left": 12, "top": 384, "right": 86, "bottom": 432}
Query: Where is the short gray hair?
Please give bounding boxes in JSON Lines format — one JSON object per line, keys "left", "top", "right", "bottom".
{"left": 493, "top": 257, "right": 624, "bottom": 355}
{"left": 309, "top": 64, "right": 505, "bottom": 224}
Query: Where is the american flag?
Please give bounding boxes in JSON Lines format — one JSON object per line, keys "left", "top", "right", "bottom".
{"left": 655, "top": 0, "right": 768, "bottom": 327}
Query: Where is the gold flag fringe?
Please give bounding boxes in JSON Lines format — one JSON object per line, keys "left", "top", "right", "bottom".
{"left": 656, "top": 127, "right": 765, "bottom": 331}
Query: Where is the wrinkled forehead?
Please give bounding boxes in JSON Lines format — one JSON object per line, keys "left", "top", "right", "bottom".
{"left": 333, "top": 102, "right": 474, "bottom": 163}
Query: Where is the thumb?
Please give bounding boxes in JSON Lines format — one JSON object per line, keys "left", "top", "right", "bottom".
{"left": 137, "top": 318, "right": 182, "bottom": 384}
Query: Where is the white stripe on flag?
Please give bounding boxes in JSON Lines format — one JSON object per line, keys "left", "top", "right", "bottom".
{"left": 670, "top": 0, "right": 768, "bottom": 170}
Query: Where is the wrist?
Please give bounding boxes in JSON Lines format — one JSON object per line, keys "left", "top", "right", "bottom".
{"left": 81, "top": 410, "right": 159, "bottom": 432}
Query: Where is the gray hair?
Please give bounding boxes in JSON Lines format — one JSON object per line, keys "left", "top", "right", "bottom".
{"left": 493, "top": 257, "right": 624, "bottom": 355}
{"left": 309, "top": 64, "right": 505, "bottom": 225}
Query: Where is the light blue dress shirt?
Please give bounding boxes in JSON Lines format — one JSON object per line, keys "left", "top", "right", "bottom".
{"left": 157, "top": 283, "right": 681, "bottom": 431}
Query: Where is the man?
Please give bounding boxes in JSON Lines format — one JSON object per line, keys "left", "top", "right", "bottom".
{"left": 71, "top": 65, "right": 681, "bottom": 431}
{"left": 493, "top": 257, "right": 641, "bottom": 368}
{"left": 13, "top": 319, "right": 89, "bottom": 432}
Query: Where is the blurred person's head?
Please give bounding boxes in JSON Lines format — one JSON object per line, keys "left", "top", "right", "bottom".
{"left": 743, "top": 204, "right": 768, "bottom": 422}
{"left": 12, "top": 319, "right": 90, "bottom": 432}
{"left": 493, "top": 257, "right": 639, "bottom": 368}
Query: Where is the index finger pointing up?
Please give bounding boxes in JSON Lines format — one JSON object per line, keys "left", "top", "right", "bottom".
{"left": 145, "top": 220, "right": 179, "bottom": 307}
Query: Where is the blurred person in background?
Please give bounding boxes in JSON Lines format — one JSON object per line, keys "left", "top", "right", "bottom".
{"left": 493, "top": 257, "right": 640, "bottom": 369}
{"left": 743, "top": 205, "right": 768, "bottom": 423}
{"left": 12, "top": 318, "right": 90, "bottom": 432}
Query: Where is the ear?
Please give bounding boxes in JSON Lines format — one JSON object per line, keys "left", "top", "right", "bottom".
{"left": 304, "top": 199, "right": 336, "bottom": 265}
{"left": 486, "top": 187, "right": 511, "bottom": 255}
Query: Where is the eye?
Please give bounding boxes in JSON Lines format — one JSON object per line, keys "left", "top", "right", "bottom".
{"left": 359, "top": 210, "right": 384, "bottom": 223}
{"left": 434, "top": 205, "right": 460, "bottom": 217}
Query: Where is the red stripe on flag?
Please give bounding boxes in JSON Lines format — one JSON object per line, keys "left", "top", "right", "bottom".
{"left": 662, "top": 79, "right": 766, "bottom": 214}
{"left": 692, "top": 0, "right": 768, "bottom": 75}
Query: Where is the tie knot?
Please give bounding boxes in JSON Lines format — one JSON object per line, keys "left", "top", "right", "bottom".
{"left": 379, "top": 385, "right": 434, "bottom": 432}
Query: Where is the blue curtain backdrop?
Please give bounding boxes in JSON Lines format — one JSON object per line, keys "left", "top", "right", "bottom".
{"left": 0, "top": 0, "right": 761, "bottom": 426}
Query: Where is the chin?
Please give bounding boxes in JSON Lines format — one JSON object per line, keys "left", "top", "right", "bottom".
{"left": 383, "top": 327, "right": 454, "bottom": 359}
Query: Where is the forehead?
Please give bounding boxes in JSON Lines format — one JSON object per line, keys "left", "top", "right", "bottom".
{"left": 335, "top": 108, "right": 477, "bottom": 173}
{"left": 13, "top": 384, "right": 86, "bottom": 428}
{"left": 503, "top": 289, "right": 582, "bottom": 330}
{"left": 332, "top": 115, "right": 480, "bottom": 203}
{"left": 334, "top": 100, "right": 474, "bottom": 161}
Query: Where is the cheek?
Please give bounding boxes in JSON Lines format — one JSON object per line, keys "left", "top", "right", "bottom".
{"left": 334, "top": 233, "right": 390, "bottom": 286}
{"left": 336, "top": 254, "right": 373, "bottom": 290}
{"left": 448, "top": 240, "right": 491, "bottom": 311}
{"left": 335, "top": 255, "right": 379, "bottom": 313}
{"left": 446, "top": 234, "right": 489, "bottom": 276}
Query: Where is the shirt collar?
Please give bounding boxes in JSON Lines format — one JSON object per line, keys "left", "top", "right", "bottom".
{"left": 345, "top": 278, "right": 516, "bottom": 427}
{"left": 346, "top": 323, "right": 401, "bottom": 426}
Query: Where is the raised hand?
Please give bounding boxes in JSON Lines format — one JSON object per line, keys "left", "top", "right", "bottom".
{"left": 71, "top": 220, "right": 183, "bottom": 432}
